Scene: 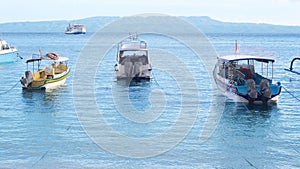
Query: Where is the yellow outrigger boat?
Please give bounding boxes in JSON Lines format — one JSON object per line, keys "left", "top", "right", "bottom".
{"left": 20, "top": 52, "right": 70, "bottom": 90}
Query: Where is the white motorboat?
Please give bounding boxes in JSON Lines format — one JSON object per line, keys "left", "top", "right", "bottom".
{"left": 214, "top": 53, "right": 282, "bottom": 103}
{"left": 65, "top": 24, "right": 86, "bottom": 34}
{"left": 0, "top": 39, "right": 18, "bottom": 63}
{"left": 114, "top": 33, "right": 152, "bottom": 80}
{"left": 20, "top": 52, "right": 70, "bottom": 90}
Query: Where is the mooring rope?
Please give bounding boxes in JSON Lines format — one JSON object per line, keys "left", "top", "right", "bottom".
{"left": 0, "top": 80, "right": 20, "bottom": 95}
{"left": 240, "top": 85, "right": 300, "bottom": 157}
{"left": 151, "top": 70, "right": 163, "bottom": 89}
{"left": 32, "top": 123, "right": 73, "bottom": 167}
{"left": 282, "top": 85, "right": 300, "bottom": 102}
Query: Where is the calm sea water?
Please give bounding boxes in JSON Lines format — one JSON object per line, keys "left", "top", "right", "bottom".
{"left": 0, "top": 30, "right": 300, "bottom": 168}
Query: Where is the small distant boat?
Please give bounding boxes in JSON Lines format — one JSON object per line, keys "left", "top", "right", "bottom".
{"left": 284, "top": 57, "right": 300, "bottom": 75}
{"left": 114, "top": 33, "right": 152, "bottom": 80}
{"left": 0, "top": 39, "right": 18, "bottom": 63}
{"left": 20, "top": 52, "right": 70, "bottom": 90}
{"left": 65, "top": 24, "right": 86, "bottom": 34}
{"left": 213, "top": 42, "right": 281, "bottom": 103}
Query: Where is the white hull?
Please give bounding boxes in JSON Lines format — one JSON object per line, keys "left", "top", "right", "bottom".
{"left": 44, "top": 78, "right": 67, "bottom": 90}
{"left": 0, "top": 40, "right": 18, "bottom": 63}
{"left": 40, "top": 68, "right": 70, "bottom": 90}
{"left": 0, "top": 50, "right": 17, "bottom": 63}
{"left": 65, "top": 30, "right": 86, "bottom": 34}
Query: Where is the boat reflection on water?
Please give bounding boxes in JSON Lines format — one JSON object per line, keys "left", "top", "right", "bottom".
{"left": 115, "top": 77, "right": 151, "bottom": 87}
{"left": 223, "top": 100, "right": 278, "bottom": 121}
{"left": 245, "top": 101, "right": 277, "bottom": 112}
{"left": 21, "top": 87, "right": 66, "bottom": 113}
{"left": 113, "top": 78, "right": 152, "bottom": 112}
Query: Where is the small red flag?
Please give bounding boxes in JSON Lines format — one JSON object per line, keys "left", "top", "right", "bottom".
{"left": 235, "top": 40, "right": 239, "bottom": 54}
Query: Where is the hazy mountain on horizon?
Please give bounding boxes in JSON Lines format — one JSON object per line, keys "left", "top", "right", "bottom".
{"left": 0, "top": 16, "right": 299, "bottom": 34}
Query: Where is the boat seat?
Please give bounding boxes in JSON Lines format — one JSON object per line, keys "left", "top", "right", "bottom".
{"left": 33, "top": 71, "right": 46, "bottom": 81}
{"left": 120, "top": 57, "right": 131, "bottom": 65}
{"left": 25, "top": 71, "right": 33, "bottom": 83}
{"left": 253, "top": 73, "right": 272, "bottom": 85}
{"left": 139, "top": 55, "right": 148, "bottom": 65}
{"left": 55, "top": 64, "right": 67, "bottom": 74}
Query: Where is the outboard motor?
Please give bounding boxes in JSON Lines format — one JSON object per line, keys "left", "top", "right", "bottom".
{"left": 260, "top": 79, "right": 272, "bottom": 103}
{"left": 25, "top": 71, "right": 33, "bottom": 82}
{"left": 133, "top": 62, "right": 143, "bottom": 77}
{"left": 124, "top": 61, "right": 133, "bottom": 77}
{"left": 20, "top": 71, "right": 33, "bottom": 87}
{"left": 247, "top": 79, "right": 257, "bottom": 103}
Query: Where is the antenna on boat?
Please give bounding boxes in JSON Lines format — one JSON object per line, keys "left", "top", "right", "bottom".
{"left": 38, "top": 49, "right": 42, "bottom": 57}
{"left": 135, "top": 32, "right": 138, "bottom": 40}
{"left": 235, "top": 40, "right": 239, "bottom": 55}
{"left": 129, "top": 32, "right": 131, "bottom": 40}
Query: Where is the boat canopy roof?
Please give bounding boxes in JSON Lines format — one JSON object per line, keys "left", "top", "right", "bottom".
{"left": 119, "top": 40, "right": 148, "bottom": 51}
{"left": 218, "top": 55, "right": 275, "bottom": 63}
{"left": 73, "top": 24, "right": 84, "bottom": 26}
{"left": 26, "top": 58, "right": 42, "bottom": 63}
{"left": 26, "top": 56, "right": 69, "bottom": 63}
{"left": 52, "top": 56, "right": 69, "bottom": 62}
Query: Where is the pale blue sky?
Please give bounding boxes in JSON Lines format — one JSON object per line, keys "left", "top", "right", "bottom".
{"left": 1, "top": 0, "right": 300, "bottom": 25}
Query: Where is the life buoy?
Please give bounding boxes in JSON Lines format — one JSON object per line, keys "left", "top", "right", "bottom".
{"left": 46, "top": 52, "right": 59, "bottom": 60}
{"left": 240, "top": 67, "right": 251, "bottom": 80}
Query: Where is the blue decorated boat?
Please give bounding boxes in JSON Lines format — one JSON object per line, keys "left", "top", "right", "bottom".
{"left": 214, "top": 54, "right": 282, "bottom": 103}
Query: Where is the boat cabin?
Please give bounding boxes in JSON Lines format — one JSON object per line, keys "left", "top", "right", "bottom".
{"left": 0, "top": 40, "right": 12, "bottom": 51}
{"left": 117, "top": 40, "right": 149, "bottom": 65}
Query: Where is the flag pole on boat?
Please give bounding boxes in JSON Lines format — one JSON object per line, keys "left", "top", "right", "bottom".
{"left": 39, "top": 49, "right": 42, "bottom": 57}
{"left": 235, "top": 40, "right": 239, "bottom": 56}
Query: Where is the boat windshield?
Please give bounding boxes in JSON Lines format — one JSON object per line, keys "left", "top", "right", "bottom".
{"left": 1, "top": 44, "right": 10, "bottom": 50}
{"left": 120, "top": 50, "right": 147, "bottom": 57}
{"left": 118, "top": 50, "right": 148, "bottom": 65}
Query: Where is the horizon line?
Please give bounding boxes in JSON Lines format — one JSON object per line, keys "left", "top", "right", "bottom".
{"left": 0, "top": 15, "right": 300, "bottom": 27}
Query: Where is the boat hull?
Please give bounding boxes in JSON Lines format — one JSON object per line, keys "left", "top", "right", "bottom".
{"left": 214, "top": 68, "right": 281, "bottom": 104}
{"left": 22, "top": 68, "right": 70, "bottom": 91}
{"left": 0, "top": 50, "right": 18, "bottom": 64}
{"left": 65, "top": 31, "right": 86, "bottom": 35}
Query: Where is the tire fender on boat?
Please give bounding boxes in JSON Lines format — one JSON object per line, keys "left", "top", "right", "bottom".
{"left": 240, "top": 68, "right": 251, "bottom": 80}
